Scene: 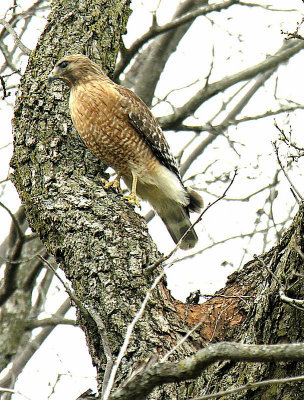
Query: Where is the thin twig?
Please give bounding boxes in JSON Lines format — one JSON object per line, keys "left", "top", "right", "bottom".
{"left": 145, "top": 169, "right": 238, "bottom": 274}
{"left": 37, "top": 255, "right": 75, "bottom": 300}
{"left": 256, "top": 254, "right": 304, "bottom": 311}
{"left": 0, "top": 249, "right": 45, "bottom": 264}
{"left": 272, "top": 137, "right": 303, "bottom": 202}
{"left": 279, "top": 290, "right": 304, "bottom": 311}
{"left": 103, "top": 270, "right": 166, "bottom": 400}
{"left": 210, "top": 301, "right": 233, "bottom": 342}
{"left": 0, "top": 70, "right": 20, "bottom": 99}
{"left": 38, "top": 255, "right": 114, "bottom": 395}
{"left": 37, "top": 255, "right": 94, "bottom": 325}
{"left": 115, "top": 0, "right": 237, "bottom": 77}
{"left": 85, "top": 305, "right": 114, "bottom": 398}
{"left": 25, "top": 317, "right": 76, "bottom": 329}
{"left": 0, "top": 299, "right": 71, "bottom": 389}
{"left": 188, "top": 374, "right": 304, "bottom": 400}
{"left": 255, "top": 254, "right": 282, "bottom": 287}
{"left": 0, "top": 387, "right": 31, "bottom": 400}
{"left": 0, "top": 201, "right": 24, "bottom": 240}
{"left": 160, "top": 318, "right": 206, "bottom": 363}
{"left": 0, "top": 18, "right": 31, "bottom": 56}
{"left": 201, "top": 294, "right": 253, "bottom": 300}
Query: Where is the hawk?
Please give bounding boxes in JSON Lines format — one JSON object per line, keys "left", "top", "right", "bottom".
{"left": 48, "top": 54, "right": 203, "bottom": 250}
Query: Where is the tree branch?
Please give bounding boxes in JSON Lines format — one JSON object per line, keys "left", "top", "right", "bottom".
{"left": 177, "top": 68, "right": 275, "bottom": 178}
{"left": 160, "top": 41, "right": 304, "bottom": 130}
{"left": 115, "top": 0, "right": 238, "bottom": 77}
{"left": 103, "top": 270, "right": 166, "bottom": 400}
{"left": 0, "top": 298, "right": 71, "bottom": 388}
{"left": 109, "top": 342, "right": 304, "bottom": 400}
{"left": 188, "top": 373, "right": 304, "bottom": 399}
{"left": 0, "top": 387, "right": 31, "bottom": 400}
{"left": 272, "top": 139, "right": 303, "bottom": 202}
{"left": 0, "top": 18, "right": 31, "bottom": 56}
{"left": 25, "top": 317, "right": 76, "bottom": 329}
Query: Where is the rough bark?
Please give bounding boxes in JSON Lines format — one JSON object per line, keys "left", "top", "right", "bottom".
{"left": 10, "top": 0, "right": 304, "bottom": 399}
{"left": 166, "top": 204, "right": 304, "bottom": 399}
{"left": 11, "top": 0, "right": 204, "bottom": 398}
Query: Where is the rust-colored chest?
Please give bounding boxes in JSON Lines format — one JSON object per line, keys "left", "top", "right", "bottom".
{"left": 69, "top": 79, "right": 155, "bottom": 175}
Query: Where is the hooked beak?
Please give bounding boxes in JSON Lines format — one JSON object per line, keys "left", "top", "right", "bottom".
{"left": 48, "top": 74, "right": 55, "bottom": 84}
{"left": 48, "top": 67, "right": 59, "bottom": 84}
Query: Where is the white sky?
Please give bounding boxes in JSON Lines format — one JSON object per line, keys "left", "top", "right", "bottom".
{"left": 1, "top": 0, "right": 304, "bottom": 399}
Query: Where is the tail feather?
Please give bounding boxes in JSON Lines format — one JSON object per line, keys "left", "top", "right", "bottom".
{"left": 187, "top": 188, "right": 204, "bottom": 213}
{"left": 159, "top": 203, "right": 199, "bottom": 250}
{"left": 124, "top": 171, "right": 203, "bottom": 249}
{"left": 160, "top": 188, "right": 203, "bottom": 249}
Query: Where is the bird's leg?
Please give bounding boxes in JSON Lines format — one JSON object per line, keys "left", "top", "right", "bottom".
{"left": 123, "top": 173, "right": 140, "bottom": 207}
{"left": 102, "top": 172, "right": 122, "bottom": 193}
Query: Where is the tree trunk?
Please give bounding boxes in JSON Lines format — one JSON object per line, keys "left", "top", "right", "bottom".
{"left": 169, "top": 204, "right": 304, "bottom": 399}
{"left": 11, "top": 0, "right": 203, "bottom": 398}
{"left": 11, "top": 0, "right": 304, "bottom": 398}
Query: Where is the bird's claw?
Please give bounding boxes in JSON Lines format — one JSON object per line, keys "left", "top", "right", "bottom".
{"left": 123, "top": 193, "right": 141, "bottom": 208}
{"left": 102, "top": 177, "right": 122, "bottom": 193}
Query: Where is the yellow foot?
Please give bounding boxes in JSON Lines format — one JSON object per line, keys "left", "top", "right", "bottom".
{"left": 101, "top": 176, "right": 122, "bottom": 193}
{"left": 123, "top": 193, "right": 141, "bottom": 208}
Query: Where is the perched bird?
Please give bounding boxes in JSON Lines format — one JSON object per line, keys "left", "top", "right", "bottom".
{"left": 48, "top": 54, "right": 203, "bottom": 249}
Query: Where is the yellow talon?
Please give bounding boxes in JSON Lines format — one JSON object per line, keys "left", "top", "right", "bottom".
{"left": 123, "top": 193, "right": 141, "bottom": 207}
{"left": 103, "top": 171, "right": 140, "bottom": 207}
{"left": 123, "top": 172, "right": 140, "bottom": 207}
{"left": 102, "top": 173, "right": 122, "bottom": 193}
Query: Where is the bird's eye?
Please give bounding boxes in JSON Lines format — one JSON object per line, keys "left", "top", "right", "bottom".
{"left": 58, "top": 61, "right": 68, "bottom": 69}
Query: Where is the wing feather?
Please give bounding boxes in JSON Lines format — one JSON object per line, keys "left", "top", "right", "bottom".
{"left": 115, "top": 85, "right": 181, "bottom": 180}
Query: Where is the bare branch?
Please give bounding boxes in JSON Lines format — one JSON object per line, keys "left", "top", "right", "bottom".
{"left": 37, "top": 255, "right": 93, "bottom": 323}
{"left": 85, "top": 305, "right": 114, "bottom": 398}
{"left": 0, "top": 387, "right": 31, "bottom": 400}
{"left": 160, "top": 41, "right": 304, "bottom": 130}
{"left": 0, "top": 201, "right": 24, "bottom": 240}
{"left": 239, "top": 1, "right": 298, "bottom": 12}
{"left": 0, "top": 0, "right": 48, "bottom": 42}
{"left": 0, "top": 18, "right": 31, "bottom": 56}
{"left": 255, "top": 253, "right": 282, "bottom": 287}
{"left": 160, "top": 318, "right": 206, "bottom": 363}
{"left": 0, "top": 298, "right": 71, "bottom": 388}
{"left": 176, "top": 104, "right": 304, "bottom": 134}
{"left": 179, "top": 68, "right": 275, "bottom": 177}
{"left": 115, "top": 0, "right": 238, "bottom": 77}
{"left": 103, "top": 269, "right": 166, "bottom": 400}
{"left": 0, "top": 249, "right": 45, "bottom": 264}
{"left": 280, "top": 290, "right": 304, "bottom": 312}
{"left": 0, "top": 70, "right": 20, "bottom": 99}
{"left": 25, "top": 317, "right": 76, "bottom": 329}
{"left": 38, "top": 255, "right": 114, "bottom": 397}
{"left": 272, "top": 139, "right": 303, "bottom": 202}
{"left": 109, "top": 342, "right": 304, "bottom": 400}
{"left": 0, "top": 206, "right": 28, "bottom": 306}
{"left": 188, "top": 373, "right": 304, "bottom": 399}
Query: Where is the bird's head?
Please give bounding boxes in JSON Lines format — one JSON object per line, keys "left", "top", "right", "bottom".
{"left": 48, "top": 54, "right": 105, "bottom": 87}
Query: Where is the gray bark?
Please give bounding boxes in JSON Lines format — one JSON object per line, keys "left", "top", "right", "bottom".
{"left": 10, "top": 0, "right": 202, "bottom": 398}
{"left": 8, "top": 0, "right": 304, "bottom": 398}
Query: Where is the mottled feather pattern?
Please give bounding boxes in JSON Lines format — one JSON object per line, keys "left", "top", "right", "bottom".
{"left": 69, "top": 80, "right": 159, "bottom": 178}
{"left": 49, "top": 54, "right": 203, "bottom": 249}
{"left": 115, "top": 86, "right": 181, "bottom": 180}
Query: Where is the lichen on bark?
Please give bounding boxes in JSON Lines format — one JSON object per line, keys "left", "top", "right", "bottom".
{"left": 10, "top": 0, "right": 304, "bottom": 398}
{"left": 11, "top": 0, "right": 202, "bottom": 397}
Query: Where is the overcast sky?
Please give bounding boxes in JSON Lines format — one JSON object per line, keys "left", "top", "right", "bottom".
{"left": 1, "top": 1, "right": 304, "bottom": 398}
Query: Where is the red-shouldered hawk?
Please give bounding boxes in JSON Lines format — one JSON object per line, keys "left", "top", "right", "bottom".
{"left": 48, "top": 54, "right": 203, "bottom": 250}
